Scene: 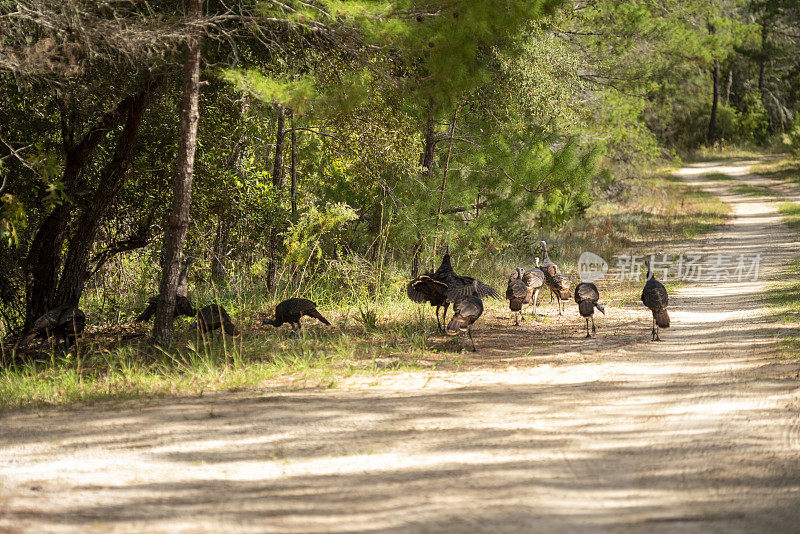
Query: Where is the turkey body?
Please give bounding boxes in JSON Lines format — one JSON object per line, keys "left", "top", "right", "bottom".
{"left": 641, "top": 260, "right": 670, "bottom": 341}
{"left": 136, "top": 295, "right": 195, "bottom": 322}
{"left": 540, "top": 241, "right": 570, "bottom": 314}
{"left": 136, "top": 258, "right": 195, "bottom": 322}
{"left": 407, "top": 246, "right": 497, "bottom": 332}
{"left": 21, "top": 305, "right": 86, "bottom": 351}
{"left": 445, "top": 294, "right": 484, "bottom": 352}
{"left": 506, "top": 267, "right": 535, "bottom": 325}
{"left": 18, "top": 286, "right": 85, "bottom": 352}
{"left": 192, "top": 304, "right": 239, "bottom": 337}
{"left": 574, "top": 282, "right": 605, "bottom": 338}
{"left": 263, "top": 298, "right": 330, "bottom": 330}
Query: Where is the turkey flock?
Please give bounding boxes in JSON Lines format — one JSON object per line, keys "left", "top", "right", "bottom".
{"left": 408, "top": 241, "right": 670, "bottom": 351}
{"left": 15, "top": 242, "right": 671, "bottom": 355}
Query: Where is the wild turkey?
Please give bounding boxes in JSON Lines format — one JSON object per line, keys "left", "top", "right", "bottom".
{"left": 506, "top": 267, "right": 535, "bottom": 325}
{"left": 18, "top": 286, "right": 86, "bottom": 352}
{"left": 538, "top": 241, "right": 570, "bottom": 314}
{"left": 539, "top": 240, "right": 559, "bottom": 303}
{"left": 190, "top": 303, "right": 239, "bottom": 337}
{"left": 263, "top": 298, "right": 330, "bottom": 330}
{"left": 407, "top": 245, "right": 498, "bottom": 332}
{"left": 445, "top": 294, "right": 484, "bottom": 352}
{"left": 548, "top": 272, "right": 571, "bottom": 315}
{"left": 574, "top": 282, "right": 605, "bottom": 338}
{"left": 406, "top": 273, "right": 449, "bottom": 332}
{"left": 136, "top": 258, "right": 195, "bottom": 322}
{"left": 539, "top": 240, "right": 558, "bottom": 279}
{"left": 136, "top": 295, "right": 195, "bottom": 322}
{"left": 641, "top": 258, "right": 670, "bottom": 341}
{"left": 528, "top": 258, "right": 546, "bottom": 316}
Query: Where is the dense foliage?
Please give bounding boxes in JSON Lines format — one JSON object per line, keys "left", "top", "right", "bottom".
{"left": 0, "top": 0, "right": 798, "bottom": 341}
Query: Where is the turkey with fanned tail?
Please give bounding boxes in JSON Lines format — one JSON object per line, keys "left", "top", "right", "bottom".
{"left": 407, "top": 245, "right": 498, "bottom": 332}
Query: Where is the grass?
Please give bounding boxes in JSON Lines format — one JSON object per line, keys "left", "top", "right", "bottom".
{"left": 689, "top": 144, "right": 767, "bottom": 162}
{"left": 702, "top": 172, "right": 737, "bottom": 181}
{"left": 730, "top": 184, "right": 783, "bottom": 197}
{"left": 766, "top": 260, "right": 800, "bottom": 357}
{"left": 779, "top": 203, "right": 800, "bottom": 229}
{"left": 765, "top": 199, "right": 800, "bottom": 357}
{"left": 0, "top": 323, "right": 434, "bottom": 411}
{"left": 750, "top": 157, "right": 800, "bottom": 183}
{"left": 0, "top": 167, "right": 732, "bottom": 412}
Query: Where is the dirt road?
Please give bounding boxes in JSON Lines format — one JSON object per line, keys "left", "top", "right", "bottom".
{"left": 2, "top": 160, "right": 799, "bottom": 533}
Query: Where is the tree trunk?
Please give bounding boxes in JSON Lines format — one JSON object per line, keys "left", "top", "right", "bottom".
{"left": 267, "top": 104, "right": 286, "bottom": 292}
{"left": 56, "top": 79, "right": 158, "bottom": 305}
{"left": 290, "top": 113, "right": 298, "bottom": 219}
{"left": 153, "top": 0, "right": 202, "bottom": 346}
{"left": 22, "top": 206, "right": 71, "bottom": 328}
{"left": 707, "top": 61, "right": 720, "bottom": 142}
{"left": 272, "top": 104, "right": 286, "bottom": 189}
{"left": 23, "top": 92, "right": 139, "bottom": 328}
{"left": 433, "top": 106, "right": 459, "bottom": 258}
{"left": 758, "top": 22, "right": 772, "bottom": 133}
{"left": 411, "top": 110, "right": 437, "bottom": 277}
{"left": 725, "top": 68, "right": 733, "bottom": 106}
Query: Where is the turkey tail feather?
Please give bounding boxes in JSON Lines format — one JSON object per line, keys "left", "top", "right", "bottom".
{"left": 655, "top": 309, "right": 670, "bottom": 328}
{"left": 446, "top": 316, "right": 469, "bottom": 335}
{"left": 578, "top": 300, "right": 594, "bottom": 317}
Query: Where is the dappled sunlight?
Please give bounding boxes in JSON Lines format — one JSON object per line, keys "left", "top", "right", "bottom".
{"left": 2, "top": 159, "right": 800, "bottom": 532}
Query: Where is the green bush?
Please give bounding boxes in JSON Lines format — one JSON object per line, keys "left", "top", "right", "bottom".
{"left": 783, "top": 115, "right": 800, "bottom": 157}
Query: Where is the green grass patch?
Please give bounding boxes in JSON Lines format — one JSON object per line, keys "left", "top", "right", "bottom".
{"left": 779, "top": 202, "right": 800, "bottom": 229}
{"left": 779, "top": 336, "right": 800, "bottom": 357}
{"left": 690, "top": 145, "right": 765, "bottom": 162}
{"left": 647, "top": 173, "right": 731, "bottom": 239}
{"left": 702, "top": 172, "right": 737, "bottom": 181}
{"left": 751, "top": 157, "right": 800, "bottom": 183}
{"left": 0, "top": 322, "right": 432, "bottom": 412}
{"left": 766, "top": 260, "right": 800, "bottom": 358}
{"left": 766, "top": 260, "right": 800, "bottom": 323}
{"left": 730, "top": 184, "right": 783, "bottom": 197}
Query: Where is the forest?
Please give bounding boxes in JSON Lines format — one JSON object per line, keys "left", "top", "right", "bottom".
{"left": 6, "top": 2, "right": 800, "bottom": 530}
{"left": 0, "top": 0, "right": 799, "bottom": 377}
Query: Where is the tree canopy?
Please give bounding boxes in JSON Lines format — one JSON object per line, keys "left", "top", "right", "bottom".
{"left": 0, "top": 0, "right": 798, "bottom": 339}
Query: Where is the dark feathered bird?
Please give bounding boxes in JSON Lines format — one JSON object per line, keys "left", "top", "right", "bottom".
{"left": 407, "top": 274, "right": 449, "bottom": 331}
{"left": 549, "top": 272, "right": 571, "bottom": 315}
{"left": 136, "top": 295, "right": 195, "bottom": 322}
{"left": 539, "top": 241, "right": 558, "bottom": 281}
{"left": 407, "top": 245, "right": 498, "bottom": 332}
{"left": 641, "top": 259, "right": 670, "bottom": 341}
{"left": 540, "top": 240, "right": 569, "bottom": 308}
{"left": 191, "top": 303, "right": 239, "bottom": 337}
{"left": 506, "top": 267, "right": 535, "bottom": 325}
{"left": 136, "top": 259, "right": 195, "bottom": 322}
{"left": 528, "top": 258, "right": 546, "bottom": 316}
{"left": 445, "top": 294, "right": 484, "bottom": 352}
{"left": 574, "top": 282, "right": 605, "bottom": 338}
{"left": 263, "top": 298, "right": 330, "bottom": 331}
{"left": 19, "top": 285, "right": 85, "bottom": 352}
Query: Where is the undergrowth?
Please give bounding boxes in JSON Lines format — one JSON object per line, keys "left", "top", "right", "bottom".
{"left": 779, "top": 203, "right": 800, "bottom": 229}
{"left": 0, "top": 167, "right": 732, "bottom": 412}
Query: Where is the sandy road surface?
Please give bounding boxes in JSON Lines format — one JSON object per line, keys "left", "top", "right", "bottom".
{"left": 2, "top": 160, "right": 800, "bottom": 533}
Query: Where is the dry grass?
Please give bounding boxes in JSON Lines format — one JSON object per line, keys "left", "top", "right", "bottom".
{"left": 751, "top": 157, "right": 800, "bottom": 183}
{"left": 0, "top": 168, "right": 731, "bottom": 412}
